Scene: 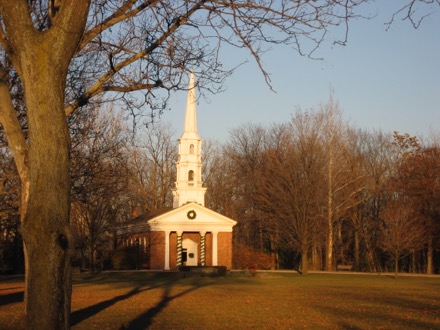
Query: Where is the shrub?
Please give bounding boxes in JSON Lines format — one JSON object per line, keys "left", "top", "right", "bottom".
{"left": 179, "top": 266, "right": 227, "bottom": 277}
{"left": 111, "top": 247, "right": 137, "bottom": 270}
{"left": 234, "top": 243, "right": 272, "bottom": 270}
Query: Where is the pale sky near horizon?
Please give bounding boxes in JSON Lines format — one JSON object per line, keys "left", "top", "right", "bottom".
{"left": 160, "top": 2, "right": 440, "bottom": 143}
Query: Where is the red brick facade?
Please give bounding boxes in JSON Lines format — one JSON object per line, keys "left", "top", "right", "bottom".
{"left": 217, "top": 232, "right": 233, "bottom": 269}
{"left": 122, "top": 230, "right": 234, "bottom": 270}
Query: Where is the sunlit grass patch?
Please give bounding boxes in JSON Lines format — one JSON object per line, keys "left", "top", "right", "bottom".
{"left": 0, "top": 272, "right": 439, "bottom": 329}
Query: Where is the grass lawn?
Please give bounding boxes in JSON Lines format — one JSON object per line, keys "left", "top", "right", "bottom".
{"left": 0, "top": 271, "right": 439, "bottom": 329}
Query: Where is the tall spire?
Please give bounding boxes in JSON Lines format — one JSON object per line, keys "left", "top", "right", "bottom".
{"left": 182, "top": 71, "right": 199, "bottom": 139}
{"left": 172, "top": 70, "right": 206, "bottom": 208}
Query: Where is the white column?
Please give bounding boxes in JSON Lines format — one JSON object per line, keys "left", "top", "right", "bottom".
{"left": 212, "top": 231, "right": 218, "bottom": 266}
{"left": 164, "top": 231, "right": 170, "bottom": 270}
{"left": 200, "top": 231, "right": 206, "bottom": 266}
{"left": 176, "top": 231, "right": 183, "bottom": 268}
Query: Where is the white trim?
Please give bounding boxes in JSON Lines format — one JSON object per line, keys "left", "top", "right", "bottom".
{"left": 212, "top": 231, "right": 218, "bottom": 266}
{"left": 148, "top": 202, "right": 237, "bottom": 235}
{"left": 164, "top": 231, "right": 170, "bottom": 270}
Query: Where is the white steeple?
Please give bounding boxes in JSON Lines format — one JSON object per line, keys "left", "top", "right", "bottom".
{"left": 182, "top": 72, "right": 199, "bottom": 139}
{"left": 172, "top": 71, "right": 206, "bottom": 208}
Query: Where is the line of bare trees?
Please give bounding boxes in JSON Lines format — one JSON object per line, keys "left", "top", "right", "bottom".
{"left": 3, "top": 97, "right": 439, "bottom": 279}
{"left": 69, "top": 108, "right": 178, "bottom": 273}
{"left": 206, "top": 99, "right": 440, "bottom": 276}
{"left": 0, "top": 104, "right": 178, "bottom": 274}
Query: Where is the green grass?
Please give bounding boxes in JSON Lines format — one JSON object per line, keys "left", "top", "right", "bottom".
{"left": 0, "top": 271, "right": 439, "bottom": 329}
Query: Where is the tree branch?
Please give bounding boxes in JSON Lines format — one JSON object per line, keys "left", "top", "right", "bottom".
{"left": 49, "top": 1, "right": 91, "bottom": 61}
{"left": 79, "top": 0, "right": 160, "bottom": 52}
{"left": 0, "top": 79, "right": 29, "bottom": 183}
{"left": 0, "top": 0, "right": 37, "bottom": 74}
{"left": 65, "top": 0, "right": 206, "bottom": 116}
{"left": 0, "top": 22, "right": 10, "bottom": 53}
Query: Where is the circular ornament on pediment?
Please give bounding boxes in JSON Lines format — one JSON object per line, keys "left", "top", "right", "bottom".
{"left": 187, "top": 210, "right": 197, "bottom": 220}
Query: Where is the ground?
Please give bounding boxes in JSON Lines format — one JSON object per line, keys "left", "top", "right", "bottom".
{"left": 0, "top": 271, "right": 439, "bottom": 329}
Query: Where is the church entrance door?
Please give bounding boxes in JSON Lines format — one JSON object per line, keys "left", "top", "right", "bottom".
{"left": 182, "top": 238, "right": 198, "bottom": 266}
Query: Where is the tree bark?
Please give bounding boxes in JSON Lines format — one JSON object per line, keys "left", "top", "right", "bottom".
{"left": 20, "top": 68, "right": 72, "bottom": 329}
{"left": 0, "top": 2, "right": 90, "bottom": 329}
{"left": 427, "top": 235, "right": 433, "bottom": 274}
{"left": 300, "top": 240, "right": 309, "bottom": 275}
{"left": 365, "top": 241, "right": 377, "bottom": 273}
{"left": 354, "top": 229, "right": 360, "bottom": 271}
{"left": 89, "top": 236, "right": 95, "bottom": 274}
{"left": 326, "top": 210, "right": 334, "bottom": 271}
{"left": 325, "top": 119, "right": 335, "bottom": 272}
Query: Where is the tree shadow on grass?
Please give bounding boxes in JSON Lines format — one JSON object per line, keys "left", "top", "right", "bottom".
{"left": 71, "top": 273, "right": 244, "bottom": 329}
{"left": 312, "top": 288, "right": 440, "bottom": 329}
{"left": 124, "top": 279, "right": 211, "bottom": 329}
{"left": 71, "top": 276, "right": 178, "bottom": 327}
{"left": 0, "top": 291, "right": 24, "bottom": 307}
{"left": 70, "top": 286, "right": 141, "bottom": 326}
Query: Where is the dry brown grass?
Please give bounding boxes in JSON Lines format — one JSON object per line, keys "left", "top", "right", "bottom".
{"left": 0, "top": 271, "right": 439, "bottom": 329}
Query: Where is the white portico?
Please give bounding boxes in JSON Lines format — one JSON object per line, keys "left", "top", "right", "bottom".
{"left": 118, "top": 72, "right": 236, "bottom": 270}
{"left": 148, "top": 202, "right": 236, "bottom": 270}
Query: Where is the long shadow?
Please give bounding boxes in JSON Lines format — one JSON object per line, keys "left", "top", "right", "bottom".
{"left": 70, "top": 276, "right": 179, "bottom": 327}
{"left": 125, "top": 278, "right": 213, "bottom": 330}
{"left": 71, "top": 286, "right": 141, "bottom": 326}
{"left": 71, "top": 273, "right": 244, "bottom": 328}
{"left": 125, "top": 285, "right": 173, "bottom": 330}
{"left": 312, "top": 286, "right": 440, "bottom": 329}
{"left": 0, "top": 287, "right": 23, "bottom": 292}
{"left": 0, "top": 291, "right": 24, "bottom": 307}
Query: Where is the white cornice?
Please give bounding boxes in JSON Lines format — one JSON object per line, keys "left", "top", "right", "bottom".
{"left": 148, "top": 202, "right": 236, "bottom": 233}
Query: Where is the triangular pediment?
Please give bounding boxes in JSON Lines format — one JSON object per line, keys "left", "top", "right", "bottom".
{"left": 148, "top": 202, "right": 236, "bottom": 233}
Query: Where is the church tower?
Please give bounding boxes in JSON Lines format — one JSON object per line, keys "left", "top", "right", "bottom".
{"left": 172, "top": 72, "right": 206, "bottom": 208}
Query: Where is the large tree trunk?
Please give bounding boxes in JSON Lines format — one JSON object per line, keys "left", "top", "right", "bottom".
{"left": 0, "top": 3, "right": 91, "bottom": 328}
{"left": 20, "top": 66, "right": 72, "bottom": 329}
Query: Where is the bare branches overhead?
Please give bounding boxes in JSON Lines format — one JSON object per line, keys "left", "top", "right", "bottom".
{"left": 386, "top": 0, "right": 440, "bottom": 29}
{"left": 59, "top": 0, "right": 370, "bottom": 117}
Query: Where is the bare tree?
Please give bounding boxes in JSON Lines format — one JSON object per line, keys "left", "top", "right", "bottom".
{"left": 253, "top": 114, "right": 327, "bottom": 274}
{"left": 321, "top": 99, "right": 367, "bottom": 271}
{"left": 128, "top": 122, "right": 177, "bottom": 212}
{"left": 0, "top": 1, "right": 370, "bottom": 328}
{"left": 0, "top": 4, "right": 90, "bottom": 328}
{"left": 351, "top": 130, "right": 395, "bottom": 272}
{"left": 392, "top": 136, "right": 440, "bottom": 274}
{"left": 379, "top": 202, "right": 426, "bottom": 278}
{"left": 207, "top": 124, "right": 291, "bottom": 269}
{"left": 70, "top": 107, "right": 130, "bottom": 274}
{"left": 224, "top": 124, "right": 269, "bottom": 252}
{"left": 204, "top": 142, "right": 241, "bottom": 218}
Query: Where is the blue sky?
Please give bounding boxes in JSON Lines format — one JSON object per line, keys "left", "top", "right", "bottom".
{"left": 161, "top": 3, "right": 440, "bottom": 142}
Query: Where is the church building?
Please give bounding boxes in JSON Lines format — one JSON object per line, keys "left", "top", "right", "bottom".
{"left": 117, "top": 73, "right": 237, "bottom": 270}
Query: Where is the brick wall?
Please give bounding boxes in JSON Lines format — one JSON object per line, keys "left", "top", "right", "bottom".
{"left": 217, "top": 232, "right": 233, "bottom": 269}
{"left": 149, "top": 231, "right": 165, "bottom": 270}
{"left": 205, "top": 233, "right": 212, "bottom": 266}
